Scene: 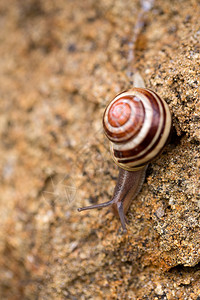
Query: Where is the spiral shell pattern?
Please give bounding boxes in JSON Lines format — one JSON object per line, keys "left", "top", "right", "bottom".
{"left": 103, "top": 88, "right": 172, "bottom": 171}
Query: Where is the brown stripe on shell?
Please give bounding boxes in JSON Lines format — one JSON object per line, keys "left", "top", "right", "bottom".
{"left": 117, "top": 90, "right": 167, "bottom": 165}
{"left": 108, "top": 101, "right": 131, "bottom": 127}
{"left": 103, "top": 96, "right": 145, "bottom": 143}
{"left": 113, "top": 89, "right": 161, "bottom": 159}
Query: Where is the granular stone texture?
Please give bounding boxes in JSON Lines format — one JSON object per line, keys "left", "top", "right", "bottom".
{"left": 0, "top": 0, "right": 199, "bottom": 299}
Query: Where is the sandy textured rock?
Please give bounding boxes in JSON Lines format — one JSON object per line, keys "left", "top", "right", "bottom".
{"left": 0, "top": 0, "right": 199, "bottom": 299}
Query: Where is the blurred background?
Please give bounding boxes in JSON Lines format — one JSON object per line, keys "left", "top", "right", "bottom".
{"left": 0, "top": 0, "right": 199, "bottom": 299}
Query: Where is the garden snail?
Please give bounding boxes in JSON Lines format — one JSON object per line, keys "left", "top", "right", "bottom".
{"left": 78, "top": 74, "right": 172, "bottom": 232}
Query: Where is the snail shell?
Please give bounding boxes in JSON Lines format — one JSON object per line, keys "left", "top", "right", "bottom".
{"left": 103, "top": 88, "right": 172, "bottom": 171}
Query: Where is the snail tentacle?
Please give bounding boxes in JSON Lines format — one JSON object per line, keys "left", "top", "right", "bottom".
{"left": 77, "top": 199, "right": 115, "bottom": 211}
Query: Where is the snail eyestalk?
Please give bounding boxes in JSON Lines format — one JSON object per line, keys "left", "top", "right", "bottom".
{"left": 77, "top": 199, "right": 114, "bottom": 212}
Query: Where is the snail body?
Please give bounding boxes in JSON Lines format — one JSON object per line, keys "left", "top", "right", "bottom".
{"left": 78, "top": 76, "right": 172, "bottom": 232}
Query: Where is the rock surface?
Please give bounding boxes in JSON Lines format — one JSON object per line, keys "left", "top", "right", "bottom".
{"left": 0, "top": 0, "right": 199, "bottom": 299}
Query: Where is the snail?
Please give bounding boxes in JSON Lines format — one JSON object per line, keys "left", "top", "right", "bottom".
{"left": 78, "top": 74, "right": 172, "bottom": 232}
